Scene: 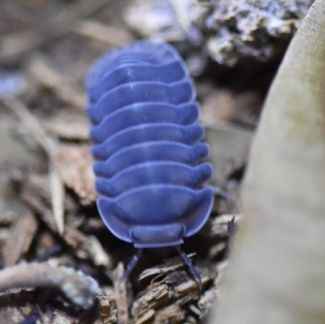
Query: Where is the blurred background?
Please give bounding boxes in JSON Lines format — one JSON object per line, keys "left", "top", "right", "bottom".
{"left": 0, "top": 0, "right": 314, "bottom": 323}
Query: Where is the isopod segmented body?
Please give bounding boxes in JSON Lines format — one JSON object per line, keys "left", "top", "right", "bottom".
{"left": 86, "top": 42, "right": 214, "bottom": 281}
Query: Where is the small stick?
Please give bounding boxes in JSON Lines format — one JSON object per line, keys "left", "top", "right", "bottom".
{"left": 76, "top": 20, "right": 133, "bottom": 47}
{"left": 28, "top": 58, "right": 86, "bottom": 111}
{"left": 0, "top": 263, "right": 99, "bottom": 309}
{"left": 0, "top": 0, "right": 112, "bottom": 62}
{"left": 113, "top": 263, "right": 129, "bottom": 324}
{"left": 2, "top": 97, "right": 65, "bottom": 235}
{"left": 2, "top": 97, "right": 56, "bottom": 155}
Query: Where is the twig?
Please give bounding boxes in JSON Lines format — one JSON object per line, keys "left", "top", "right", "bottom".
{"left": 138, "top": 253, "right": 196, "bottom": 281}
{"left": 113, "top": 263, "right": 129, "bottom": 324}
{"left": 2, "top": 210, "right": 38, "bottom": 267}
{"left": 76, "top": 19, "right": 134, "bottom": 46}
{"left": 2, "top": 98, "right": 55, "bottom": 155}
{"left": 49, "top": 165, "right": 65, "bottom": 235}
{"left": 0, "top": 0, "right": 111, "bottom": 62}
{"left": 2, "top": 97, "right": 65, "bottom": 235}
{"left": 0, "top": 263, "right": 99, "bottom": 309}
{"left": 55, "top": 144, "right": 96, "bottom": 206}
{"left": 21, "top": 189, "right": 86, "bottom": 249}
{"left": 22, "top": 190, "right": 112, "bottom": 268}
{"left": 43, "top": 115, "right": 89, "bottom": 141}
{"left": 28, "top": 57, "right": 86, "bottom": 111}
{"left": 168, "top": 0, "right": 192, "bottom": 32}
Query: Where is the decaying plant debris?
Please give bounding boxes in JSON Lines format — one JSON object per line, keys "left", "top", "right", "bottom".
{"left": 125, "top": 0, "right": 314, "bottom": 67}
{"left": 0, "top": 0, "right": 303, "bottom": 323}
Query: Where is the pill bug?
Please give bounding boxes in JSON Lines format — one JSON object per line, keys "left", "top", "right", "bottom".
{"left": 86, "top": 41, "right": 214, "bottom": 283}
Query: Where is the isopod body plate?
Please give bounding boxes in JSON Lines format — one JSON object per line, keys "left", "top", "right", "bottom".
{"left": 86, "top": 41, "right": 214, "bottom": 248}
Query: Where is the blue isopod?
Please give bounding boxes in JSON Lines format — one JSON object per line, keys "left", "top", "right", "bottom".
{"left": 86, "top": 41, "right": 214, "bottom": 283}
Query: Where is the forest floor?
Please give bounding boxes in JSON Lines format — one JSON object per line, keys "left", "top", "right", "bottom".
{"left": 0, "top": 0, "right": 288, "bottom": 323}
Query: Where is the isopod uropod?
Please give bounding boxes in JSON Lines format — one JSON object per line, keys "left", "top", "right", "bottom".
{"left": 86, "top": 41, "right": 214, "bottom": 283}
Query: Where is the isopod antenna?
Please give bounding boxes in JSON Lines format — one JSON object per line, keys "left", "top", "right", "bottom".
{"left": 123, "top": 248, "right": 144, "bottom": 280}
{"left": 123, "top": 246, "right": 201, "bottom": 287}
{"left": 176, "top": 245, "right": 201, "bottom": 288}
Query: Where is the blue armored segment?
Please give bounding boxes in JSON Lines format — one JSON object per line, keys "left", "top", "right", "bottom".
{"left": 95, "top": 162, "right": 213, "bottom": 197}
{"left": 93, "top": 142, "right": 209, "bottom": 178}
{"left": 88, "top": 62, "right": 186, "bottom": 103}
{"left": 86, "top": 41, "right": 214, "bottom": 250}
{"left": 86, "top": 42, "right": 187, "bottom": 99}
{"left": 91, "top": 123, "right": 204, "bottom": 160}
{"left": 88, "top": 81, "right": 195, "bottom": 124}
{"left": 97, "top": 185, "right": 213, "bottom": 246}
{"left": 90, "top": 102, "right": 199, "bottom": 143}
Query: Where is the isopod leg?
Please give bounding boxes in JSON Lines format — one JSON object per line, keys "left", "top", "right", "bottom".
{"left": 176, "top": 246, "right": 202, "bottom": 289}
{"left": 124, "top": 248, "right": 143, "bottom": 280}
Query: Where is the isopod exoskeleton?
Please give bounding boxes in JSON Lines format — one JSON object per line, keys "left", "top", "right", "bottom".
{"left": 86, "top": 41, "right": 214, "bottom": 283}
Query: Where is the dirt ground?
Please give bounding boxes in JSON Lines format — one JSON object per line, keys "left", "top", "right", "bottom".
{"left": 0, "top": 0, "right": 307, "bottom": 323}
